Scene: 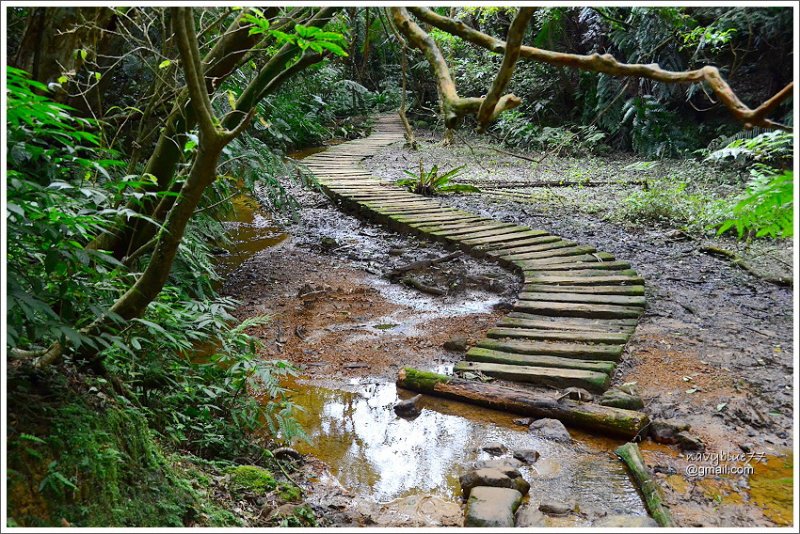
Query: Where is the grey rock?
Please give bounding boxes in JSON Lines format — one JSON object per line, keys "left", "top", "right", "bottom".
{"left": 529, "top": 418, "right": 571, "bottom": 442}
{"left": 598, "top": 388, "right": 644, "bottom": 410}
{"left": 512, "top": 449, "right": 540, "bottom": 464}
{"left": 513, "top": 417, "right": 533, "bottom": 427}
{"left": 464, "top": 487, "right": 522, "bottom": 528}
{"left": 474, "top": 458, "right": 524, "bottom": 474}
{"left": 739, "top": 442, "right": 754, "bottom": 453}
{"left": 676, "top": 431, "right": 705, "bottom": 451}
{"left": 481, "top": 441, "right": 508, "bottom": 456}
{"left": 538, "top": 500, "right": 574, "bottom": 516}
{"left": 443, "top": 335, "right": 469, "bottom": 352}
{"left": 393, "top": 394, "right": 422, "bottom": 418}
{"left": 460, "top": 468, "right": 530, "bottom": 498}
{"left": 649, "top": 419, "right": 690, "bottom": 444}
{"left": 515, "top": 504, "right": 547, "bottom": 527}
{"left": 594, "top": 515, "right": 658, "bottom": 528}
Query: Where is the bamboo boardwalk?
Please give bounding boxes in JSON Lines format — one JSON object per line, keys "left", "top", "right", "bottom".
{"left": 302, "top": 115, "right": 645, "bottom": 393}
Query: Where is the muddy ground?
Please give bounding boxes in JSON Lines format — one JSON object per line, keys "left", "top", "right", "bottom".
{"left": 222, "top": 128, "right": 794, "bottom": 527}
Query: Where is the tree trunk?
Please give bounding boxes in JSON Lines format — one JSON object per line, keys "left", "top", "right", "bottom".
{"left": 397, "top": 368, "right": 650, "bottom": 439}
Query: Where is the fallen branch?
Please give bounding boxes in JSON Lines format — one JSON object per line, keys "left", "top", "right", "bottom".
{"left": 397, "top": 368, "right": 650, "bottom": 439}
{"left": 402, "top": 276, "right": 446, "bottom": 296}
{"left": 700, "top": 244, "right": 793, "bottom": 287}
{"left": 389, "top": 250, "right": 463, "bottom": 277}
{"left": 615, "top": 442, "right": 675, "bottom": 527}
{"left": 477, "top": 179, "right": 646, "bottom": 189}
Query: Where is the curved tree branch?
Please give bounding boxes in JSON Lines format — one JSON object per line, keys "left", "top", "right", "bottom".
{"left": 408, "top": 6, "right": 792, "bottom": 131}
{"left": 476, "top": 7, "right": 535, "bottom": 132}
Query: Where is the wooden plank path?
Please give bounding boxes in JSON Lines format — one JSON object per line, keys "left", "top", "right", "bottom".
{"left": 301, "top": 115, "right": 645, "bottom": 393}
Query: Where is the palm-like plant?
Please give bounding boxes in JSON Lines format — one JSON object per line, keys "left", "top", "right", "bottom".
{"left": 396, "top": 161, "right": 479, "bottom": 196}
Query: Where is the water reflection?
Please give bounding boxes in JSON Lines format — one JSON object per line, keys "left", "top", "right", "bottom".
{"left": 216, "top": 195, "right": 287, "bottom": 276}
{"left": 287, "top": 378, "right": 648, "bottom": 515}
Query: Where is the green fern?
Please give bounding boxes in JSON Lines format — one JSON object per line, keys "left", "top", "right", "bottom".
{"left": 396, "top": 163, "right": 479, "bottom": 196}
{"left": 718, "top": 169, "right": 793, "bottom": 239}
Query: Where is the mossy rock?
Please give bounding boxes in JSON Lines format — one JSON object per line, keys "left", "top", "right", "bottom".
{"left": 226, "top": 465, "right": 277, "bottom": 493}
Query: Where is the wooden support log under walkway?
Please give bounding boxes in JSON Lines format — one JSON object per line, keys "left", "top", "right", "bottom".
{"left": 397, "top": 368, "right": 650, "bottom": 439}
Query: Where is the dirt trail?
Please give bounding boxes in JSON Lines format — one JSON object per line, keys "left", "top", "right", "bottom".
{"left": 223, "top": 128, "right": 793, "bottom": 527}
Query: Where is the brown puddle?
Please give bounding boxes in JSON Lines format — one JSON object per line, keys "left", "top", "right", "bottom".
{"left": 216, "top": 194, "right": 287, "bottom": 276}
{"left": 283, "top": 376, "right": 648, "bottom": 522}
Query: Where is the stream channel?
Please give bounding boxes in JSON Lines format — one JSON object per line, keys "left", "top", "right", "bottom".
{"left": 216, "top": 144, "right": 652, "bottom": 526}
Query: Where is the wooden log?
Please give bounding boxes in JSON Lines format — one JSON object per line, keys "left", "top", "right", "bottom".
{"left": 615, "top": 442, "right": 675, "bottom": 527}
{"left": 396, "top": 368, "right": 649, "bottom": 439}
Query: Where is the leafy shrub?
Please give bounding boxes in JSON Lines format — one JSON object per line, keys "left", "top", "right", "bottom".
{"left": 397, "top": 162, "right": 479, "bottom": 196}
{"left": 6, "top": 67, "right": 304, "bottom": 459}
{"left": 718, "top": 168, "right": 793, "bottom": 239}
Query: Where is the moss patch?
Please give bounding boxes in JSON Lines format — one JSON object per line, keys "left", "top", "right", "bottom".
{"left": 277, "top": 483, "right": 302, "bottom": 502}
{"left": 227, "top": 465, "right": 276, "bottom": 494}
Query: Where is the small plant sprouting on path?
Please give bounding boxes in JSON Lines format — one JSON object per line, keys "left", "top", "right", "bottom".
{"left": 397, "top": 160, "right": 480, "bottom": 196}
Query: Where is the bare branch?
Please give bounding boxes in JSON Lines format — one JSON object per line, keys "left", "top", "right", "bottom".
{"left": 476, "top": 7, "right": 535, "bottom": 132}
{"left": 408, "top": 7, "right": 792, "bottom": 131}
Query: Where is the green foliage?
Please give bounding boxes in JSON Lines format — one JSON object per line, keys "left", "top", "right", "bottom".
{"left": 6, "top": 377, "right": 202, "bottom": 527}
{"left": 493, "top": 110, "right": 608, "bottom": 155}
{"left": 107, "top": 292, "right": 306, "bottom": 457}
{"left": 277, "top": 482, "right": 302, "bottom": 502}
{"left": 242, "top": 8, "right": 349, "bottom": 57}
{"left": 397, "top": 162, "right": 479, "bottom": 196}
{"left": 615, "top": 179, "right": 729, "bottom": 232}
{"left": 277, "top": 504, "right": 317, "bottom": 527}
{"left": 7, "top": 66, "right": 304, "bottom": 464}
{"left": 718, "top": 168, "right": 793, "bottom": 239}
{"left": 6, "top": 67, "right": 131, "bottom": 350}
{"left": 621, "top": 96, "right": 699, "bottom": 158}
{"left": 705, "top": 131, "right": 793, "bottom": 169}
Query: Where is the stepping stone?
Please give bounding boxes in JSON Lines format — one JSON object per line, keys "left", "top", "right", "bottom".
{"left": 513, "top": 300, "right": 644, "bottom": 319}
{"left": 517, "top": 291, "right": 646, "bottom": 307}
{"left": 476, "top": 338, "right": 624, "bottom": 361}
{"left": 466, "top": 347, "right": 616, "bottom": 374}
{"left": 455, "top": 361, "right": 610, "bottom": 392}
{"left": 460, "top": 468, "right": 529, "bottom": 498}
{"left": 464, "top": 487, "right": 523, "bottom": 528}
{"left": 487, "top": 327, "right": 630, "bottom": 344}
